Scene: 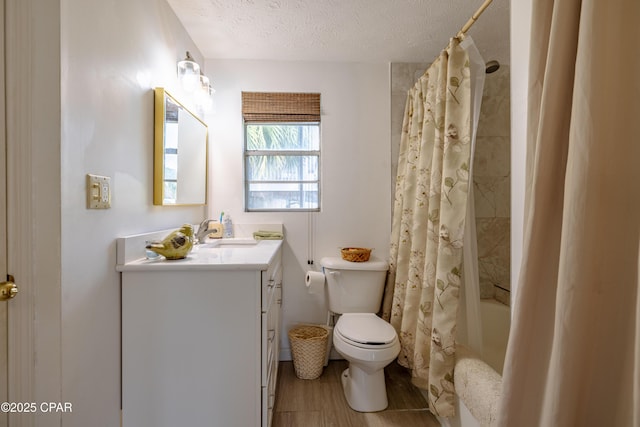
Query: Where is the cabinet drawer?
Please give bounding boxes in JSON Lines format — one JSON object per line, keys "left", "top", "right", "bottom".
{"left": 261, "top": 310, "right": 277, "bottom": 386}
{"left": 262, "top": 359, "right": 277, "bottom": 427}
{"left": 261, "top": 261, "right": 281, "bottom": 312}
{"left": 267, "top": 354, "right": 278, "bottom": 397}
{"left": 262, "top": 279, "right": 276, "bottom": 313}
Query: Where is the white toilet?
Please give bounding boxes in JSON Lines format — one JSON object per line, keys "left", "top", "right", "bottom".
{"left": 321, "top": 256, "right": 400, "bottom": 412}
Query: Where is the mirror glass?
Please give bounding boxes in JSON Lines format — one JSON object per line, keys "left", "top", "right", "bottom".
{"left": 154, "top": 88, "right": 208, "bottom": 205}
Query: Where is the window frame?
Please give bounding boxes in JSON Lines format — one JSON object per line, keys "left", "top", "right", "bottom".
{"left": 243, "top": 121, "right": 321, "bottom": 212}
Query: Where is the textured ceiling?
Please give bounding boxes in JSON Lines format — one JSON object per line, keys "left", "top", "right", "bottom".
{"left": 167, "top": 0, "right": 509, "bottom": 65}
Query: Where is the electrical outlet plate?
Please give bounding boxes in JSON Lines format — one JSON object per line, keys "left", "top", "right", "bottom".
{"left": 87, "top": 174, "right": 111, "bottom": 209}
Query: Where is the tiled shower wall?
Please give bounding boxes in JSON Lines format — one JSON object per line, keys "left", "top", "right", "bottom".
{"left": 390, "top": 63, "right": 511, "bottom": 305}
{"left": 474, "top": 65, "right": 511, "bottom": 305}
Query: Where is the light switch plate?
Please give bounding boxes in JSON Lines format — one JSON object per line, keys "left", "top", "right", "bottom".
{"left": 87, "top": 174, "right": 111, "bottom": 209}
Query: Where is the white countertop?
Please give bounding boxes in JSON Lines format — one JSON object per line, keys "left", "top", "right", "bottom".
{"left": 116, "top": 239, "right": 282, "bottom": 272}
{"left": 115, "top": 225, "right": 283, "bottom": 272}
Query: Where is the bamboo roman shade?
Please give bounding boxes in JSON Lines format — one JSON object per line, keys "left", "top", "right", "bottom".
{"left": 242, "top": 92, "right": 321, "bottom": 122}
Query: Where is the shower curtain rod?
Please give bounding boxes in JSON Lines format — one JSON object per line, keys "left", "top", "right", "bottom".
{"left": 456, "top": 0, "right": 494, "bottom": 39}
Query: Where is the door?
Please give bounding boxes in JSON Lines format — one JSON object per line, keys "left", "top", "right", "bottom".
{"left": 0, "top": 0, "right": 8, "bottom": 423}
{"left": 1, "top": 0, "right": 62, "bottom": 424}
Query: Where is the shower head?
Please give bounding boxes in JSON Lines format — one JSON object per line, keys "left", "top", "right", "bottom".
{"left": 485, "top": 60, "right": 500, "bottom": 74}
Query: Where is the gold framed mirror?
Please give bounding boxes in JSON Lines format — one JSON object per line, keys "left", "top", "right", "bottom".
{"left": 153, "top": 88, "right": 208, "bottom": 206}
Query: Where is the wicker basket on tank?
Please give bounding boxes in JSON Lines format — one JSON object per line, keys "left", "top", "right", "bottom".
{"left": 340, "top": 247, "right": 372, "bottom": 262}
{"left": 288, "top": 325, "right": 329, "bottom": 380}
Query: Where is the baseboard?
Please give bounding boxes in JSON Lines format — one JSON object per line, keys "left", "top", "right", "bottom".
{"left": 280, "top": 348, "right": 292, "bottom": 361}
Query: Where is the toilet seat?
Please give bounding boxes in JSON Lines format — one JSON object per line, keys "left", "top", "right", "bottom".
{"left": 335, "top": 313, "right": 398, "bottom": 349}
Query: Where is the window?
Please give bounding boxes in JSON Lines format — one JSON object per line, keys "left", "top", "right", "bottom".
{"left": 242, "top": 92, "right": 321, "bottom": 212}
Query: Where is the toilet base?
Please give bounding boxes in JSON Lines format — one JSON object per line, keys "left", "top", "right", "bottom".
{"left": 341, "top": 365, "right": 388, "bottom": 412}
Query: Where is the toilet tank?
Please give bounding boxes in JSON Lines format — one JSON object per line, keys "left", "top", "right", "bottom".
{"left": 320, "top": 256, "right": 389, "bottom": 314}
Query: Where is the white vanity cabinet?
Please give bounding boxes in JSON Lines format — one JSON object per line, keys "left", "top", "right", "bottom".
{"left": 118, "top": 239, "right": 282, "bottom": 427}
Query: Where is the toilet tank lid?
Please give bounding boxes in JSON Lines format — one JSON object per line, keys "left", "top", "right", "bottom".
{"left": 320, "top": 256, "right": 388, "bottom": 271}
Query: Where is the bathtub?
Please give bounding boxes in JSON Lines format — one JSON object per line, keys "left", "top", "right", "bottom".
{"left": 439, "top": 299, "right": 511, "bottom": 427}
{"left": 477, "top": 299, "right": 511, "bottom": 375}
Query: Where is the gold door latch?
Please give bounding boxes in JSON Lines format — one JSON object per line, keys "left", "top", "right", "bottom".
{"left": 0, "top": 275, "right": 18, "bottom": 301}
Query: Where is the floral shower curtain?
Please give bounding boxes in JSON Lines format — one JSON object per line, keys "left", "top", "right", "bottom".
{"left": 381, "top": 37, "right": 482, "bottom": 417}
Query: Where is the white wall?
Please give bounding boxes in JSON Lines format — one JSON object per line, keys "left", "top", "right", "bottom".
{"left": 204, "top": 59, "right": 391, "bottom": 357}
{"left": 510, "top": 0, "right": 532, "bottom": 306}
{"left": 60, "top": 0, "right": 207, "bottom": 425}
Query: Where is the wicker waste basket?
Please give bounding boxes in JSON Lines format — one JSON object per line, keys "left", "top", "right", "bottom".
{"left": 340, "top": 247, "right": 372, "bottom": 262}
{"left": 288, "top": 325, "right": 329, "bottom": 380}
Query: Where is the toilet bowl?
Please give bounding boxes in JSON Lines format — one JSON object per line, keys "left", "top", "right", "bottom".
{"left": 320, "top": 256, "right": 398, "bottom": 412}
{"left": 332, "top": 313, "right": 400, "bottom": 412}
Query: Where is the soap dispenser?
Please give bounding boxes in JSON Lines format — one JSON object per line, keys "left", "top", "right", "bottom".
{"left": 223, "top": 214, "right": 233, "bottom": 238}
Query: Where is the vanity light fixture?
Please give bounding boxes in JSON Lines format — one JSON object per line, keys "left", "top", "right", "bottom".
{"left": 177, "top": 51, "right": 215, "bottom": 114}
{"left": 196, "top": 71, "right": 215, "bottom": 113}
{"left": 177, "top": 51, "right": 200, "bottom": 93}
{"left": 199, "top": 72, "right": 213, "bottom": 97}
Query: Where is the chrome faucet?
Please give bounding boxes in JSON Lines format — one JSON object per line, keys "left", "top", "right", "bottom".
{"left": 195, "top": 219, "right": 214, "bottom": 244}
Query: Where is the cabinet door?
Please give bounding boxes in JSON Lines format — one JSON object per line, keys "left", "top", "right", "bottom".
{"left": 122, "top": 270, "right": 261, "bottom": 427}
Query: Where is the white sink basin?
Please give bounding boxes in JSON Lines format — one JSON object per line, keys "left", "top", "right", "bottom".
{"left": 196, "top": 238, "right": 259, "bottom": 249}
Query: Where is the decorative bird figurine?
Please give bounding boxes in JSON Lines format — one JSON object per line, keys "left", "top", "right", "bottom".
{"left": 145, "top": 224, "right": 194, "bottom": 260}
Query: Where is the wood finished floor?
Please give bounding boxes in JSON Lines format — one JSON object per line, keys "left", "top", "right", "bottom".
{"left": 272, "top": 360, "right": 440, "bottom": 427}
